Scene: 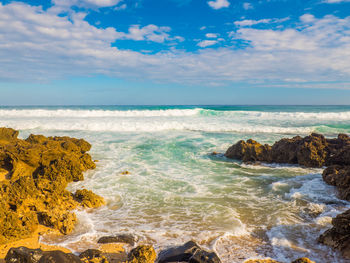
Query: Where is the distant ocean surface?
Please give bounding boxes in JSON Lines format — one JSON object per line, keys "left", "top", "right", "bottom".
{"left": 1, "top": 105, "right": 350, "bottom": 262}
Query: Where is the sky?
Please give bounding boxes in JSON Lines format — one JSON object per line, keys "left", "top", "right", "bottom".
{"left": 0, "top": 0, "right": 350, "bottom": 105}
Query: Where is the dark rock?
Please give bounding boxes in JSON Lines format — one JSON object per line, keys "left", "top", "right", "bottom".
{"left": 79, "top": 249, "right": 108, "bottom": 263}
{"left": 225, "top": 139, "right": 271, "bottom": 162}
{"left": 5, "top": 247, "right": 44, "bottom": 263}
{"left": 323, "top": 165, "right": 350, "bottom": 200}
{"left": 4, "top": 247, "right": 82, "bottom": 263}
{"left": 158, "top": 241, "right": 221, "bottom": 263}
{"left": 97, "top": 234, "right": 136, "bottom": 246}
{"left": 38, "top": 251, "right": 82, "bottom": 263}
{"left": 319, "top": 209, "right": 350, "bottom": 259}
{"left": 225, "top": 133, "right": 350, "bottom": 167}
{"left": 189, "top": 249, "right": 221, "bottom": 263}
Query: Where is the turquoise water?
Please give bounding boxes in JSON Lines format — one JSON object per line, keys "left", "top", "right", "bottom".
{"left": 1, "top": 105, "right": 349, "bottom": 262}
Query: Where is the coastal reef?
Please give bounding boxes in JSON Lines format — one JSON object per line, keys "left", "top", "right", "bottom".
{"left": 0, "top": 127, "right": 104, "bottom": 244}
{"left": 225, "top": 133, "right": 350, "bottom": 259}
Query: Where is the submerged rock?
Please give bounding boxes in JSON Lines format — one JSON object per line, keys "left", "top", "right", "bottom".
{"left": 128, "top": 245, "right": 156, "bottom": 263}
{"left": 5, "top": 247, "right": 82, "bottom": 263}
{"left": 158, "top": 241, "right": 221, "bottom": 263}
{"left": 97, "top": 234, "right": 136, "bottom": 246}
{"left": 0, "top": 127, "right": 103, "bottom": 244}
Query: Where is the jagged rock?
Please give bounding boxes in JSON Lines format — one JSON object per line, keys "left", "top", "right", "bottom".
{"left": 5, "top": 247, "right": 45, "bottom": 263}
{"left": 291, "top": 258, "right": 315, "bottom": 263}
{"left": 74, "top": 189, "right": 106, "bottom": 208}
{"left": 97, "top": 234, "right": 136, "bottom": 246}
{"left": 0, "top": 127, "right": 19, "bottom": 142}
{"left": 4, "top": 247, "right": 82, "bottom": 263}
{"left": 158, "top": 241, "right": 221, "bottom": 263}
{"left": 225, "top": 139, "right": 271, "bottom": 162}
{"left": 225, "top": 133, "right": 350, "bottom": 168}
{"left": 79, "top": 249, "right": 108, "bottom": 263}
{"left": 323, "top": 165, "right": 350, "bottom": 200}
{"left": 128, "top": 245, "right": 156, "bottom": 263}
{"left": 319, "top": 209, "right": 350, "bottom": 259}
{"left": 0, "top": 127, "right": 103, "bottom": 244}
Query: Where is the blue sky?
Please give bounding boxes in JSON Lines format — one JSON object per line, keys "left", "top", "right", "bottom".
{"left": 0, "top": 0, "right": 350, "bottom": 105}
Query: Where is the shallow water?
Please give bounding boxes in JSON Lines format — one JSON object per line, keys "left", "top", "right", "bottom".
{"left": 1, "top": 105, "right": 350, "bottom": 262}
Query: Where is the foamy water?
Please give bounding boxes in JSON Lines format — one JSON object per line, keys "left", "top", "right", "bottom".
{"left": 1, "top": 105, "right": 350, "bottom": 262}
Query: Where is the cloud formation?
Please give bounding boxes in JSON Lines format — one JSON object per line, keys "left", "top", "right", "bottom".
{"left": 0, "top": 2, "right": 350, "bottom": 89}
{"left": 207, "top": 0, "right": 230, "bottom": 10}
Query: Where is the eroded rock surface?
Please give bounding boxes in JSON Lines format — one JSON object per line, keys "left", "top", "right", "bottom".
{"left": 0, "top": 127, "right": 104, "bottom": 244}
{"left": 225, "top": 133, "right": 350, "bottom": 168}
{"left": 128, "top": 245, "right": 156, "bottom": 263}
{"left": 5, "top": 247, "right": 82, "bottom": 263}
{"left": 158, "top": 241, "right": 221, "bottom": 263}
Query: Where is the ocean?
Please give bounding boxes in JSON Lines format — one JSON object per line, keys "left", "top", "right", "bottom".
{"left": 1, "top": 105, "right": 350, "bottom": 262}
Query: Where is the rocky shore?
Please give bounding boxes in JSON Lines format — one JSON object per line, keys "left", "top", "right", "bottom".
{"left": 0, "top": 127, "right": 337, "bottom": 262}
{"left": 225, "top": 133, "right": 350, "bottom": 260}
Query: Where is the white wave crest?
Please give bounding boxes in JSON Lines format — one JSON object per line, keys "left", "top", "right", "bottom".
{"left": 0, "top": 108, "right": 202, "bottom": 117}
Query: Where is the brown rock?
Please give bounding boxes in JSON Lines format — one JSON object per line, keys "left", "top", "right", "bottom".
{"left": 128, "top": 245, "right": 156, "bottom": 263}
{"left": 291, "top": 258, "right": 315, "bottom": 263}
{"left": 79, "top": 249, "right": 109, "bottom": 263}
{"left": 244, "top": 260, "right": 281, "bottom": 263}
{"left": 225, "top": 139, "right": 271, "bottom": 162}
{"left": 0, "top": 127, "right": 103, "bottom": 244}
{"left": 74, "top": 189, "right": 106, "bottom": 208}
{"left": 319, "top": 209, "right": 350, "bottom": 259}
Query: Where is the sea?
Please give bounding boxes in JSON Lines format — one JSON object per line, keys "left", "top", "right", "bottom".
{"left": 1, "top": 105, "right": 350, "bottom": 262}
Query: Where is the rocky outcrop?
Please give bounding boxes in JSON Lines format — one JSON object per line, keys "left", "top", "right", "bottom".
{"left": 157, "top": 241, "right": 221, "bottom": 263}
{"left": 226, "top": 133, "right": 350, "bottom": 260}
{"left": 0, "top": 127, "right": 104, "bottom": 244}
{"left": 225, "top": 133, "right": 350, "bottom": 168}
{"left": 128, "top": 245, "right": 156, "bottom": 263}
{"left": 79, "top": 249, "right": 109, "bottom": 263}
{"left": 5, "top": 247, "right": 82, "bottom": 263}
{"left": 318, "top": 209, "right": 350, "bottom": 259}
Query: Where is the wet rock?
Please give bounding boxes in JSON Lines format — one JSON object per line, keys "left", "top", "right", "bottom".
{"left": 74, "top": 189, "right": 106, "bottom": 208}
{"left": 128, "top": 245, "right": 156, "bottom": 263}
{"left": 0, "top": 127, "right": 103, "bottom": 244}
{"left": 158, "top": 241, "right": 221, "bottom": 263}
{"left": 5, "top": 247, "right": 44, "bottom": 263}
{"left": 4, "top": 247, "right": 82, "bottom": 263}
{"left": 323, "top": 165, "right": 350, "bottom": 200}
{"left": 319, "top": 209, "right": 350, "bottom": 259}
{"left": 225, "top": 139, "right": 271, "bottom": 162}
{"left": 291, "top": 258, "right": 315, "bottom": 263}
{"left": 97, "top": 234, "right": 136, "bottom": 246}
{"left": 38, "top": 251, "right": 82, "bottom": 263}
{"left": 79, "top": 249, "right": 108, "bottom": 263}
{"left": 225, "top": 133, "right": 346, "bottom": 167}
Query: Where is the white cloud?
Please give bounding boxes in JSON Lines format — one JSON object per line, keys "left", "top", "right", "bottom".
{"left": 243, "top": 2, "right": 253, "bottom": 10}
{"left": 114, "top": 3, "right": 127, "bottom": 10}
{"left": 120, "top": 24, "right": 173, "bottom": 43}
{"left": 1, "top": 2, "right": 350, "bottom": 89}
{"left": 234, "top": 19, "right": 271, "bottom": 27}
{"left": 200, "top": 26, "right": 207, "bottom": 31}
{"left": 207, "top": 0, "right": 230, "bottom": 10}
{"left": 50, "top": 0, "right": 123, "bottom": 13}
{"left": 205, "top": 33, "right": 219, "bottom": 38}
{"left": 323, "top": 0, "right": 350, "bottom": 3}
{"left": 197, "top": 40, "right": 218, "bottom": 47}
